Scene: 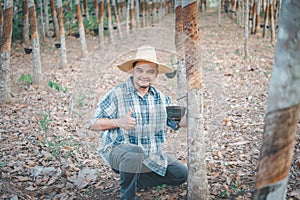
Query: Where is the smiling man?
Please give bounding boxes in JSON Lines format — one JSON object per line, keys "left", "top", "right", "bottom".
{"left": 89, "top": 45, "right": 187, "bottom": 200}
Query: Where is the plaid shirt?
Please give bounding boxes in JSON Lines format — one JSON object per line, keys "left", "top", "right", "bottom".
{"left": 91, "top": 77, "right": 178, "bottom": 176}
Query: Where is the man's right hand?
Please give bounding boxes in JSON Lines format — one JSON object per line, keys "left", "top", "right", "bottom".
{"left": 115, "top": 109, "right": 136, "bottom": 130}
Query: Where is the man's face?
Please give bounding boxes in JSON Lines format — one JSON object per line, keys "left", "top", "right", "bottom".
{"left": 132, "top": 61, "right": 158, "bottom": 89}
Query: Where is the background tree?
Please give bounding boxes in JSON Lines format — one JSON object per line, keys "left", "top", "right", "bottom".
{"left": 182, "top": 0, "right": 208, "bottom": 198}
{"left": 97, "top": 0, "right": 105, "bottom": 46}
{"left": 253, "top": 0, "right": 300, "bottom": 199}
{"left": 0, "top": 0, "right": 13, "bottom": 103}
{"left": 75, "top": 0, "right": 88, "bottom": 57}
{"left": 57, "top": 0, "right": 67, "bottom": 65}
{"left": 28, "top": 0, "right": 42, "bottom": 84}
{"left": 44, "top": 0, "right": 50, "bottom": 37}
{"left": 244, "top": 0, "right": 249, "bottom": 58}
{"left": 22, "top": 0, "right": 30, "bottom": 45}
{"left": 0, "top": 2, "right": 2, "bottom": 39}
{"left": 106, "top": 0, "right": 114, "bottom": 43}
{"left": 50, "top": 0, "right": 59, "bottom": 38}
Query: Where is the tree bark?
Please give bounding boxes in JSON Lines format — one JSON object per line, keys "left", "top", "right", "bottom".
{"left": 262, "top": 0, "right": 270, "bottom": 38}
{"left": 0, "top": 2, "right": 3, "bottom": 40}
{"left": 269, "top": 0, "right": 275, "bottom": 43}
{"left": 175, "top": 0, "right": 186, "bottom": 107}
{"left": 57, "top": 0, "right": 67, "bottom": 66}
{"left": 244, "top": 0, "right": 249, "bottom": 58}
{"left": 112, "top": 0, "right": 123, "bottom": 39}
{"left": 252, "top": 1, "right": 300, "bottom": 199}
{"left": 37, "top": 0, "right": 45, "bottom": 40}
{"left": 182, "top": 0, "right": 208, "bottom": 199}
{"left": 254, "top": 0, "right": 261, "bottom": 35}
{"left": 28, "top": 0, "right": 43, "bottom": 84}
{"left": 0, "top": 0, "right": 13, "bottom": 103}
{"left": 107, "top": 0, "right": 114, "bottom": 43}
{"left": 75, "top": 0, "right": 88, "bottom": 57}
{"left": 50, "top": 0, "right": 59, "bottom": 38}
{"left": 83, "top": 0, "right": 90, "bottom": 20}
{"left": 98, "top": 0, "right": 105, "bottom": 46}
{"left": 44, "top": 0, "right": 50, "bottom": 38}
{"left": 22, "top": 0, "right": 30, "bottom": 45}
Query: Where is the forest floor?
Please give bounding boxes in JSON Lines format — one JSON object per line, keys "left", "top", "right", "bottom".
{"left": 1, "top": 9, "right": 300, "bottom": 200}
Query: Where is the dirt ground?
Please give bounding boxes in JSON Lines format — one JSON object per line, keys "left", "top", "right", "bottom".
{"left": 1, "top": 9, "right": 300, "bottom": 200}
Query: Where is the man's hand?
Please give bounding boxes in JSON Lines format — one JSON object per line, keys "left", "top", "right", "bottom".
{"left": 115, "top": 109, "right": 136, "bottom": 130}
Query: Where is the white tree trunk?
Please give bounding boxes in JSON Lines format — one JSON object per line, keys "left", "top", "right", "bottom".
{"left": 44, "top": 0, "right": 50, "bottom": 37}
{"left": 57, "top": 0, "right": 67, "bottom": 65}
{"left": 28, "top": 0, "right": 43, "bottom": 84}
{"left": 182, "top": 0, "right": 209, "bottom": 198}
{"left": 253, "top": 0, "right": 300, "bottom": 199}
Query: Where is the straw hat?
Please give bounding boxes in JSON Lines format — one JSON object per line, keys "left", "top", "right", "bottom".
{"left": 117, "top": 45, "right": 174, "bottom": 74}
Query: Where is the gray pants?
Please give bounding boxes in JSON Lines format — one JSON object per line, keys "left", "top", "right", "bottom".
{"left": 109, "top": 143, "right": 188, "bottom": 200}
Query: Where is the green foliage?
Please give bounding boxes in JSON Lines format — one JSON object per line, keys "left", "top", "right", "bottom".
{"left": 218, "top": 181, "right": 244, "bottom": 199}
{"left": 48, "top": 80, "right": 68, "bottom": 93}
{"left": 19, "top": 73, "right": 33, "bottom": 89}
{"left": 41, "top": 136, "right": 81, "bottom": 161}
{"left": 39, "top": 112, "right": 51, "bottom": 131}
{"left": 78, "top": 93, "right": 87, "bottom": 107}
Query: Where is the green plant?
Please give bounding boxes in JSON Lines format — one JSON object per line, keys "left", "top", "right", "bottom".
{"left": 39, "top": 112, "right": 51, "bottom": 131}
{"left": 48, "top": 80, "right": 68, "bottom": 92}
{"left": 19, "top": 73, "right": 33, "bottom": 89}
{"left": 41, "top": 136, "right": 81, "bottom": 161}
{"left": 78, "top": 93, "right": 87, "bottom": 107}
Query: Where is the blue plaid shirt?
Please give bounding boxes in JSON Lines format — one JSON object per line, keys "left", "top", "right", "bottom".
{"left": 90, "top": 77, "right": 178, "bottom": 176}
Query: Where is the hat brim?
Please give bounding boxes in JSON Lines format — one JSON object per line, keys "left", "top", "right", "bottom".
{"left": 117, "top": 59, "right": 174, "bottom": 74}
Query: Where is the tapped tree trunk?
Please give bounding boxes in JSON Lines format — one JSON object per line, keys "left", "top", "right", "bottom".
{"left": 244, "top": 0, "right": 249, "bottom": 58}
{"left": 57, "top": 0, "right": 67, "bottom": 66}
{"left": 98, "top": 0, "right": 105, "bottom": 46}
{"left": 252, "top": 0, "right": 300, "bottom": 199}
{"left": 112, "top": 0, "right": 123, "bottom": 39}
{"left": 0, "top": 0, "right": 13, "bottom": 103}
{"left": 83, "top": 0, "right": 90, "bottom": 20}
{"left": 106, "top": 0, "right": 114, "bottom": 43}
{"left": 175, "top": 0, "right": 186, "bottom": 107}
{"left": 44, "top": 0, "right": 50, "bottom": 38}
{"left": 182, "top": 0, "right": 209, "bottom": 199}
{"left": 50, "top": 0, "right": 59, "bottom": 38}
{"left": 0, "top": 2, "right": 3, "bottom": 39}
{"left": 22, "top": 0, "right": 30, "bottom": 45}
{"left": 75, "top": 0, "right": 88, "bottom": 57}
{"left": 28, "top": 0, "right": 43, "bottom": 84}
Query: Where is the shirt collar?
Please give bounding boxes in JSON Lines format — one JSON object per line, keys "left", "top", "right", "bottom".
{"left": 126, "top": 77, "right": 156, "bottom": 96}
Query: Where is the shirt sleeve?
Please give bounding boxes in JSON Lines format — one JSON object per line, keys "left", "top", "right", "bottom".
{"left": 88, "top": 90, "right": 117, "bottom": 128}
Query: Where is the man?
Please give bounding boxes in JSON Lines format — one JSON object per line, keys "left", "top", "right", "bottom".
{"left": 89, "top": 45, "right": 188, "bottom": 200}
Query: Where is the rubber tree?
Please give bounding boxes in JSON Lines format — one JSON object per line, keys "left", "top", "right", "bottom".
{"left": 174, "top": 0, "right": 186, "bottom": 107}
{"left": 22, "top": 0, "right": 30, "bottom": 45}
{"left": 0, "top": 2, "right": 3, "bottom": 38}
{"left": 0, "top": 0, "right": 13, "bottom": 103}
{"left": 57, "top": 0, "right": 67, "bottom": 66}
{"left": 97, "top": 0, "right": 105, "bottom": 46}
{"left": 182, "top": 0, "right": 209, "bottom": 198}
{"left": 50, "top": 0, "right": 59, "bottom": 38}
{"left": 28, "top": 0, "right": 43, "bottom": 84}
{"left": 75, "top": 0, "right": 88, "bottom": 57}
{"left": 252, "top": 0, "right": 300, "bottom": 199}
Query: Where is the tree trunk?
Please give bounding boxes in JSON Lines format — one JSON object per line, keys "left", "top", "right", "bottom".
{"left": 37, "top": 0, "right": 45, "bottom": 40}
{"left": 262, "top": 0, "right": 270, "bottom": 38}
{"left": 0, "top": 0, "right": 13, "bottom": 103}
{"left": 57, "top": 0, "right": 67, "bottom": 66}
{"left": 98, "top": 0, "right": 105, "bottom": 46}
{"left": 152, "top": 0, "right": 157, "bottom": 25}
{"left": 22, "top": 0, "right": 30, "bottom": 45}
{"left": 135, "top": 0, "right": 139, "bottom": 28}
{"left": 107, "top": 0, "right": 114, "bottom": 43}
{"left": 182, "top": 0, "right": 208, "bottom": 199}
{"left": 0, "top": 2, "right": 3, "bottom": 41}
{"left": 44, "top": 0, "right": 50, "bottom": 38}
{"left": 75, "top": 0, "right": 88, "bottom": 57}
{"left": 129, "top": 0, "right": 135, "bottom": 31}
{"left": 218, "top": 0, "right": 221, "bottom": 26}
{"left": 252, "top": 1, "right": 300, "bottom": 199}
{"left": 83, "top": 0, "right": 90, "bottom": 20}
{"left": 112, "top": 0, "right": 123, "bottom": 39}
{"left": 254, "top": 0, "right": 261, "bottom": 35}
{"left": 269, "top": 0, "right": 275, "bottom": 43}
{"left": 175, "top": 0, "right": 186, "bottom": 107}
{"left": 28, "top": 0, "right": 43, "bottom": 84}
{"left": 50, "top": 0, "right": 59, "bottom": 38}
{"left": 244, "top": 0, "right": 249, "bottom": 58}
{"left": 251, "top": 0, "right": 256, "bottom": 34}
